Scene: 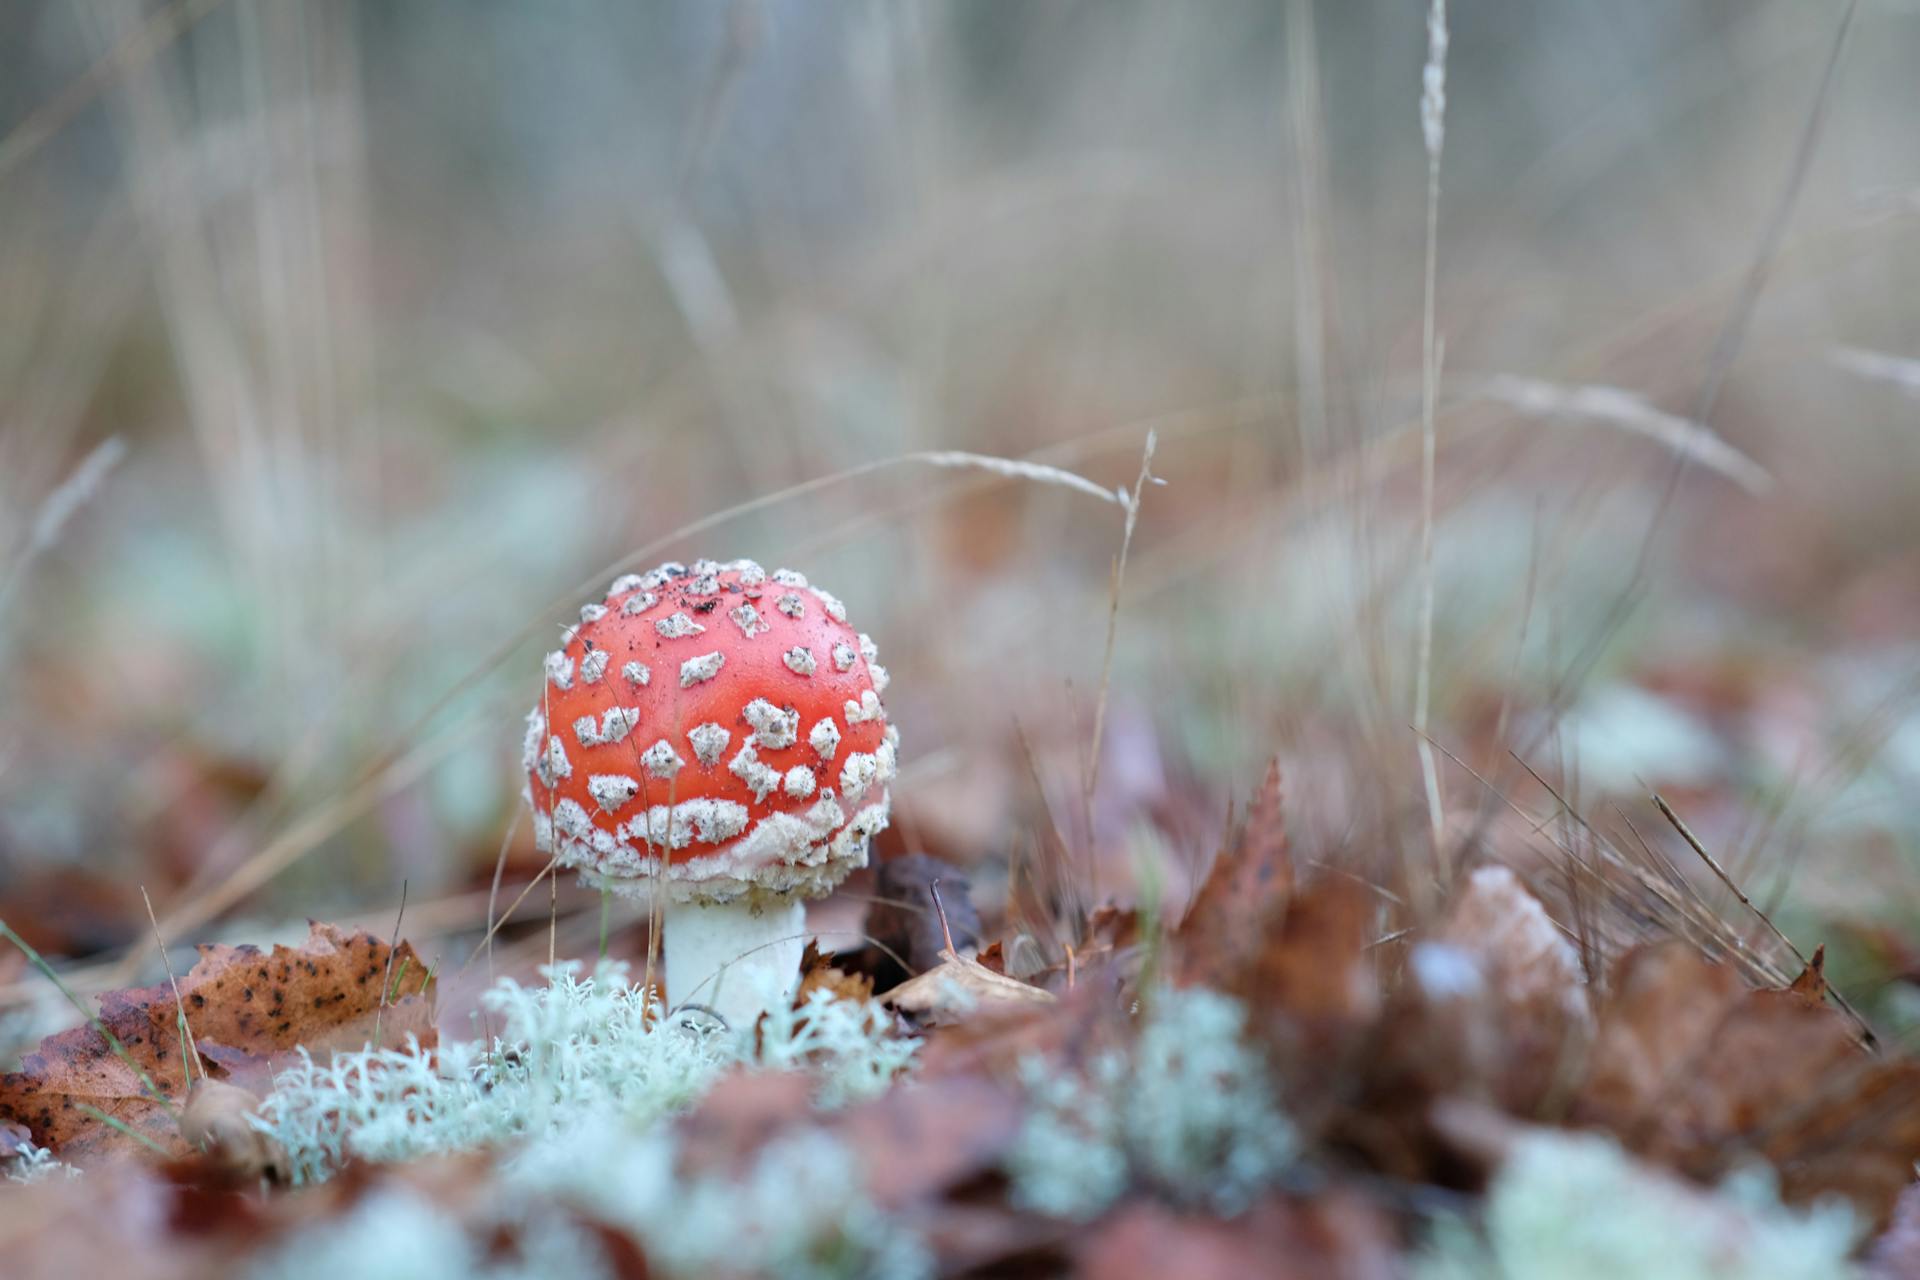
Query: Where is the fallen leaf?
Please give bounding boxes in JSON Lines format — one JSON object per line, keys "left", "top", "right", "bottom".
{"left": 673, "top": 1071, "right": 816, "bottom": 1179}
{"left": 0, "top": 922, "right": 434, "bottom": 1163}
{"left": 1575, "top": 941, "right": 1920, "bottom": 1227}
{"left": 835, "top": 1073, "right": 1025, "bottom": 1211}
{"left": 883, "top": 949, "right": 1056, "bottom": 1023}
{"left": 1075, "top": 1193, "right": 1397, "bottom": 1280}
{"left": 1246, "top": 876, "right": 1379, "bottom": 1039}
{"left": 1176, "top": 758, "right": 1290, "bottom": 989}
{"left": 1574, "top": 941, "right": 1745, "bottom": 1132}
{"left": 1434, "top": 864, "right": 1593, "bottom": 1111}
{"left": 794, "top": 940, "right": 875, "bottom": 1008}
{"left": 1782, "top": 945, "right": 1830, "bottom": 1008}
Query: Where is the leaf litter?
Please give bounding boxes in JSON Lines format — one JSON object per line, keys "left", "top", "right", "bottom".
{"left": 2, "top": 782, "right": 1919, "bottom": 1279}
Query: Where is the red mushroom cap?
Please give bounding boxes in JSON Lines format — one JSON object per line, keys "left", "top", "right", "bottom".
{"left": 523, "top": 559, "right": 896, "bottom": 904}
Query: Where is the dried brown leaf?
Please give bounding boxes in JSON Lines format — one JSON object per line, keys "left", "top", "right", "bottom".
{"left": 1782, "top": 944, "right": 1830, "bottom": 1008}
{"left": 795, "top": 940, "right": 874, "bottom": 1007}
{"left": 1075, "top": 1193, "right": 1398, "bottom": 1280}
{"left": 1429, "top": 865, "right": 1593, "bottom": 1112}
{"left": 883, "top": 949, "right": 1056, "bottom": 1024}
{"left": 1575, "top": 941, "right": 1745, "bottom": 1131}
{"left": 1247, "top": 876, "right": 1379, "bottom": 1035}
{"left": 0, "top": 922, "right": 434, "bottom": 1162}
{"left": 1575, "top": 941, "right": 1920, "bottom": 1227}
{"left": 1176, "top": 758, "right": 1290, "bottom": 989}
{"left": 835, "top": 1073, "right": 1024, "bottom": 1211}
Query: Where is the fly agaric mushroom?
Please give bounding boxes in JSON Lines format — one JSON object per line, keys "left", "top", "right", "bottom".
{"left": 522, "top": 558, "right": 896, "bottom": 1025}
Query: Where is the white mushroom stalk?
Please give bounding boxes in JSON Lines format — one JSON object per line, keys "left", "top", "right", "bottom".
{"left": 660, "top": 897, "right": 807, "bottom": 1027}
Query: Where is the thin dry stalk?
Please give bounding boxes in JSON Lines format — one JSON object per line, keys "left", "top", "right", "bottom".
{"left": 140, "top": 886, "right": 202, "bottom": 1087}
{"left": 1414, "top": 0, "right": 1450, "bottom": 884}
{"left": 372, "top": 880, "right": 408, "bottom": 1049}
{"left": 1085, "top": 429, "right": 1160, "bottom": 818}
{"left": 0, "top": 0, "right": 227, "bottom": 184}
{"left": 1652, "top": 794, "right": 1877, "bottom": 1048}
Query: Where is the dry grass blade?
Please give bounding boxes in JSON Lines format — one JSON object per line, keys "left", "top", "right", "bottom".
{"left": 1414, "top": 0, "right": 1451, "bottom": 887}
{"left": 1085, "top": 430, "right": 1160, "bottom": 814}
{"left": 1830, "top": 345, "right": 1920, "bottom": 397}
{"left": 1477, "top": 374, "right": 1773, "bottom": 494}
{"left": 0, "top": 0, "right": 229, "bottom": 185}
{"left": 0, "top": 436, "right": 127, "bottom": 620}
{"left": 139, "top": 887, "right": 201, "bottom": 1088}
{"left": 1652, "top": 793, "right": 1877, "bottom": 1048}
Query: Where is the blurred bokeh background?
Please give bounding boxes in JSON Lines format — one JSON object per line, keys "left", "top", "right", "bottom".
{"left": 4, "top": 1, "right": 1920, "bottom": 1036}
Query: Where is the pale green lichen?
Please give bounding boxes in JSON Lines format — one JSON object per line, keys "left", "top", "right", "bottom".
{"left": 246, "top": 1125, "right": 929, "bottom": 1280}
{"left": 1413, "top": 1128, "right": 1860, "bottom": 1280}
{"left": 3, "top": 1141, "right": 79, "bottom": 1185}
{"left": 246, "top": 962, "right": 928, "bottom": 1279}
{"left": 257, "top": 962, "right": 916, "bottom": 1184}
{"left": 511, "top": 1123, "right": 930, "bottom": 1280}
{"left": 1006, "top": 986, "right": 1296, "bottom": 1220}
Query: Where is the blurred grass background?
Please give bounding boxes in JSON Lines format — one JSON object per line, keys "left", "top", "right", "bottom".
{"left": 3, "top": 1, "right": 1920, "bottom": 1027}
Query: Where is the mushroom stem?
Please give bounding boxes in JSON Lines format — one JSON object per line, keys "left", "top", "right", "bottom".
{"left": 662, "top": 896, "right": 807, "bottom": 1027}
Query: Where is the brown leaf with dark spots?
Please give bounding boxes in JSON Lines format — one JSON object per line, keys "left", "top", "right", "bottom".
{"left": 1176, "top": 758, "right": 1290, "bottom": 989}
{"left": 0, "top": 922, "right": 434, "bottom": 1163}
{"left": 1764, "top": 1057, "right": 1920, "bottom": 1226}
